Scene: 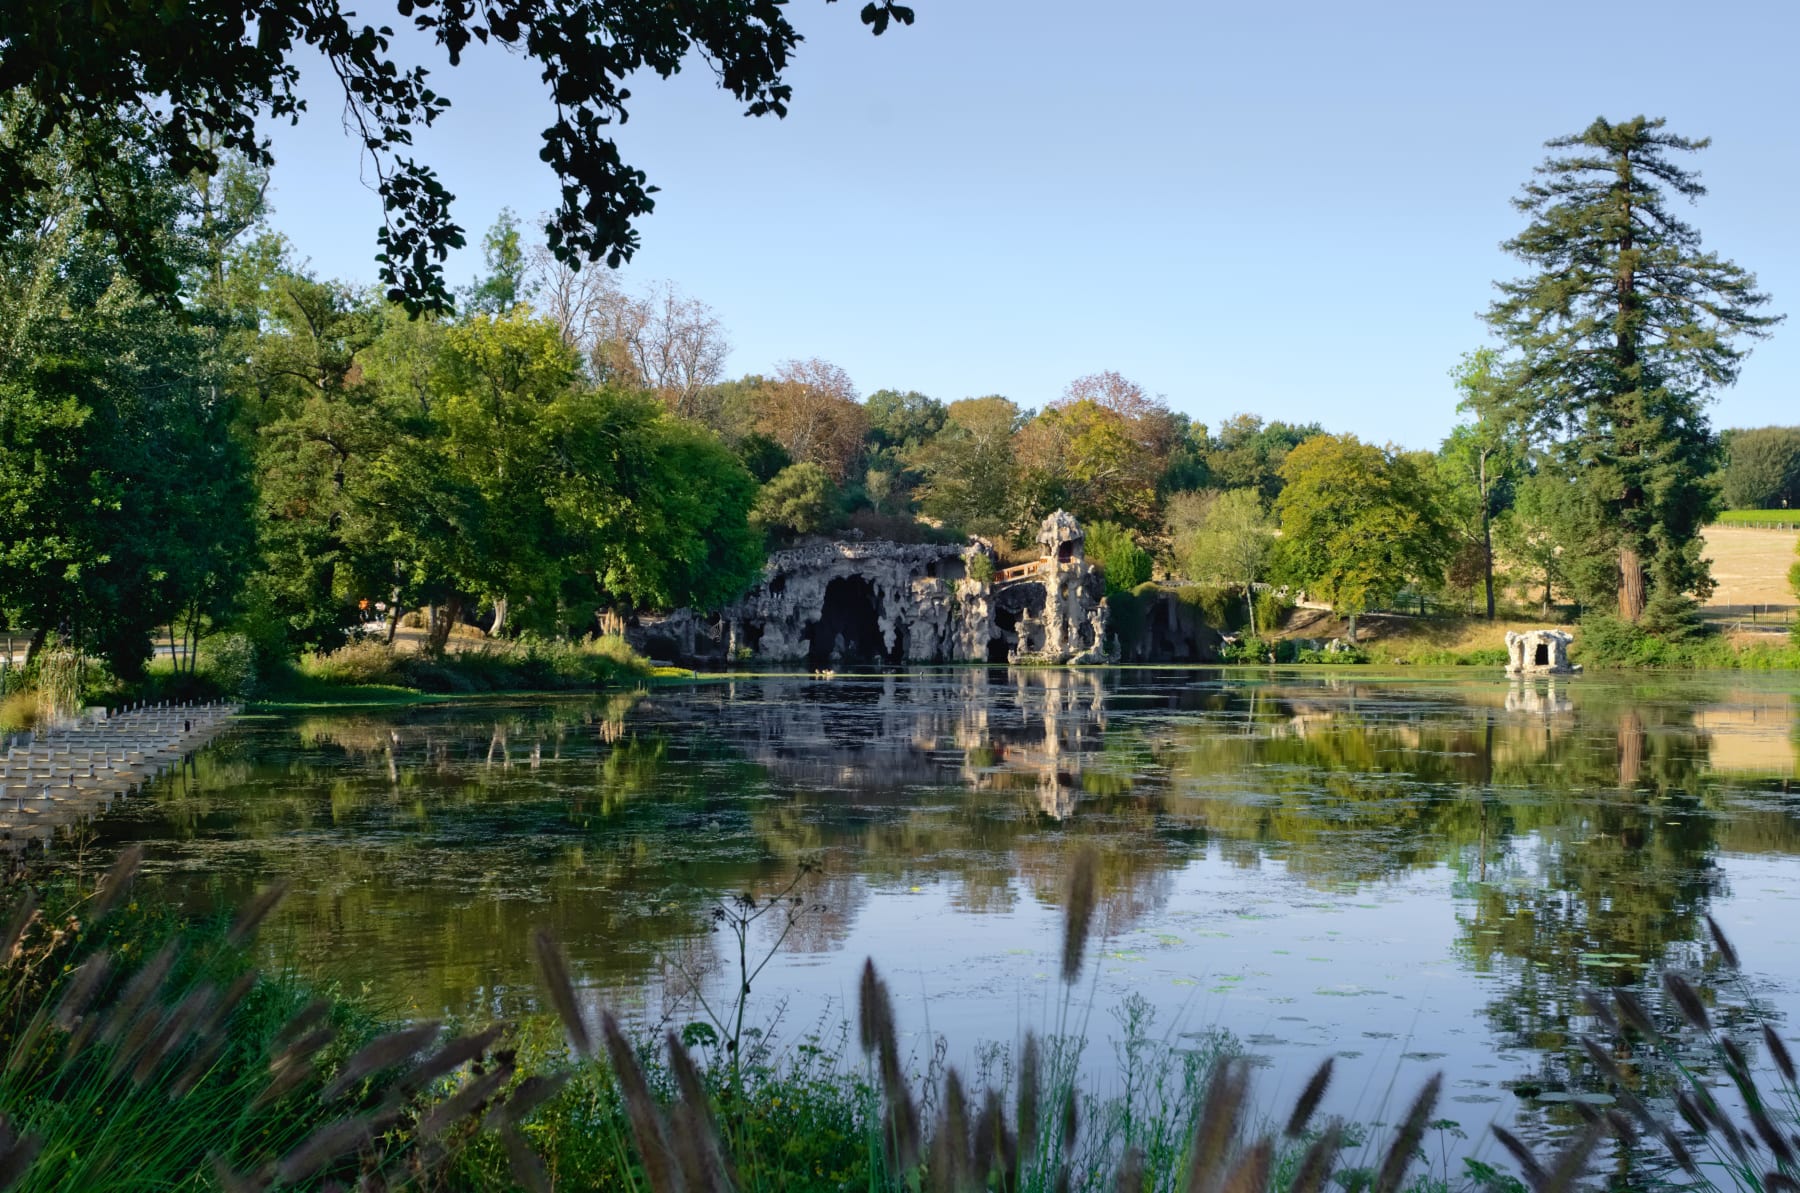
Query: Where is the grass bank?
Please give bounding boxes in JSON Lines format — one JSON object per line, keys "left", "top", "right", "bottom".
{"left": 2, "top": 850, "right": 1794, "bottom": 1191}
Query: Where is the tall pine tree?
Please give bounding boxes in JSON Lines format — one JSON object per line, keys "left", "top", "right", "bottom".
{"left": 1486, "top": 116, "right": 1780, "bottom": 622}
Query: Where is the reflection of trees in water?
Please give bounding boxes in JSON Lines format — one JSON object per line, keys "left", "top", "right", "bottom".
{"left": 104, "top": 675, "right": 1800, "bottom": 1034}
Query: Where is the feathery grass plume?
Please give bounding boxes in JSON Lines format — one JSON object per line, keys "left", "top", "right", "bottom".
{"left": 602, "top": 1011, "right": 679, "bottom": 1193}
{"left": 210, "top": 1156, "right": 269, "bottom": 1193}
{"left": 885, "top": 1080, "right": 923, "bottom": 1173}
{"left": 97, "top": 938, "right": 178, "bottom": 1048}
{"left": 1116, "top": 1144, "right": 1145, "bottom": 1193}
{"left": 418, "top": 1061, "right": 513, "bottom": 1138}
{"left": 1613, "top": 988, "right": 1661, "bottom": 1041}
{"left": 1060, "top": 1085, "right": 1078, "bottom": 1156}
{"left": 89, "top": 844, "right": 144, "bottom": 922}
{"left": 1662, "top": 972, "right": 1711, "bottom": 1032}
{"left": 492, "top": 1072, "right": 571, "bottom": 1131}
{"left": 1285, "top": 1058, "right": 1333, "bottom": 1137}
{"left": 1491, "top": 1124, "right": 1548, "bottom": 1191}
{"left": 1183, "top": 1058, "right": 1249, "bottom": 1193}
{"left": 1676, "top": 1091, "right": 1710, "bottom": 1136}
{"left": 1372, "top": 1072, "right": 1441, "bottom": 1193}
{"left": 1750, "top": 1105, "right": 1796, "bottom": 1167}
{"left": 275, "top": 1116, "right": 373, "bottom": 1185}
{"left": 404, "top": 1023, "right": 506, "bottom": 1094}
{"left": 1, "top": 891, "right": 36, "bottom": 964}
{"left": 1581, "top": 990, "right": 1618, "bottom": 1034}
{"left": 500, "top": 1123, "right": 552, "bottom": 1193}
{"left": 1658, "top": 1124, "right": 1698, "bottom": 1176}
{"left": 1706, "top": 914, "right": 1740, "bottom": 970}
{"left": 0, "top": 1114, "right": 43, "bottom": 1189}
{"left": 931, "top": 1066, "right": 970, "bottom": 1191}
{"left": 1764, "top": 1173, "right": 1800, "bottom": 1193}
{"left": 859, "top": 957, "right": 893, "bottom": 1056}
{"left": 272, "top": 999, "right": 331, "bottom": 1052}
{"left": 320, "top": 1022, "right": 441, "bottom": 1102}
{"left": 1541, "top": 1119, "right": 1602, "bottom": 1193}
{"left": 227, "top": 881, "right": 289, "bottom": 946}
{"left": 1221, "top": 1137, "right": 1272, "bottom": 1193}
{"left": 532, "top": 928, "right": 593, "bottom": 1059}
{"left": 1061, "top": 846, "right": 1099, "bottom": 984}
{"left": 132, "top": 980, "right": 216, "bottom": 1084}
{"left": 973, "top": 1088, "right": 1008, "bottom": 1187}
{"left": 1288, "top": 1124, "right": 1340, "bottom": 1193}
{"left": 52, "top": 951, "right": 112, "bottom": 1031}
{"left": 1765, "top": 1022, "right": 1797, "bottom": 1084}
{"left": 667, "top": 1030, "right": 735, "bottom": 1193}
{"left": 1018, "top": 1031, "right": 1040, "bottom": 1158}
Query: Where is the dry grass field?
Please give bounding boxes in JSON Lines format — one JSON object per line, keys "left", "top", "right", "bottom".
{"left": 1699, "top": 524, "right": 1799, "bottom": 616}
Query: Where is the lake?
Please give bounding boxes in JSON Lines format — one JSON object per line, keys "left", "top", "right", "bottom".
{"left": 81, "top": 668, "right": 1800, "bottom": 1152}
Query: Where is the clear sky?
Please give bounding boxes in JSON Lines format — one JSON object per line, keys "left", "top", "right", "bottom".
{"left": 262, "top": 0, "right": 1799, "bottom": 449}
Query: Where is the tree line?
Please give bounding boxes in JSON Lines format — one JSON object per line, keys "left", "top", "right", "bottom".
{"left": 0, "top": 105, "right": 1782, "bottom": 679}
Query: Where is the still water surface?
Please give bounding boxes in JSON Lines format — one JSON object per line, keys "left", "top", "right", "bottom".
{"left": 86, "top": 668, "right": 1800, "bottom": 1146}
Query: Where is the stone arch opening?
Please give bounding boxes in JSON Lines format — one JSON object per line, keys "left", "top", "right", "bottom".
{"left": 1534, "top": 642, "right": 1549, "bottom": 667}
{"left": 808, "top": 577, "right": 890, "bottom": 668}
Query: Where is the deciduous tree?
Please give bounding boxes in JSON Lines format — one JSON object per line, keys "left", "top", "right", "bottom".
{"left": 1275, "top": 434, "right": 1450, "bottom": 631}
{"left": 1171, "top": 489, "right": 1276, "bottom": 632}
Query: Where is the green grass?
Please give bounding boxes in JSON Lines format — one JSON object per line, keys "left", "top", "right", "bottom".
{"left": 1715, "top": 510, "right": 1800, "bottom": 528}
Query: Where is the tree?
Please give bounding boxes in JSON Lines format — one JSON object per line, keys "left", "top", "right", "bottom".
{"left": 1439, "top": 349, "right": 1522, "bottom": 620}
{"left": 1014, "top": 397, "right": 1164, "bottom": 530}
{"left": 1721, "top": 426, "right": 1800, "bottom": 510}
{"left": 1486, "top": 117, "right": 1781, "bottom": 622}
{"left": 1204, "top": 415, "right": 1323, "bottom": 502}
{"left": 752, "top": 463, "right": 836, "bottom": 539}
{"left": 1275, "top": 434, "right": 1450, "bottom": 633}
{"left": 0, "top": 0, "right": 914, "bottom": 311}
{"left": 751, "top": 359, "right": 869, "bottom": 482}
{"left": 912, "top": 396, "right": 1021, "bottom": 538}
{"left": 464, "top": 209, "right": 530, "bottom": 316}
{"left": 1084, "top": 522, "right": 1152, "bottom": 597}
{"left": 587, "top": 280, "right": 731, "bottom": 420}
{"left": 1170, "top": 490, "right": 1275, "bottom": 633}
{"left": 0, "top": 104, "right": 257, "bottom": 675}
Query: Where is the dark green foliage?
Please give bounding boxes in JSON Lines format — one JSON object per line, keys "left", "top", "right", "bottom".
{"left": 1085, "top": 522, "right": 1153, "bottom": 597}
{"left": 1204, "top": 415, "right": 1324, "bottom": 502}
{"left": 752, "top": 462, "right": 838, "bottom": 539}
{"left": 1721, "top": 426, "right": 1800, "bottom": 510}
{"left": 1485, "top": 116, "right": 1781, "bottom": 621}
{"left": 736, "top": 432, "right": 794, "bottom": 483}
{"left": 0, "top": 103, "right": 258, "bottom": 676}
{"left": 0, "top": 0, "right": 914, "bottom": 312}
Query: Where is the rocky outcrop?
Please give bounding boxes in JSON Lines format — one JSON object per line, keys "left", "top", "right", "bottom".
{"left": 627, "top": 512, "right": 1112, "bottom": 668}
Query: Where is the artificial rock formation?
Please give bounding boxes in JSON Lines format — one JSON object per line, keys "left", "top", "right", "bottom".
{"left": 627, "top": 512, "right": 1112, "bottom": 668}
{"left": 1504, "top": 629, "right": 1579, "bottom": 676}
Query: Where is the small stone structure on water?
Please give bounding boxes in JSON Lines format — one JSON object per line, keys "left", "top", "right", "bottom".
{"left": 629, "top": 511, "right": 1112, "bottom": 667}
{"left": 1505, "top": 629, "right": 1579, "bottom": 676}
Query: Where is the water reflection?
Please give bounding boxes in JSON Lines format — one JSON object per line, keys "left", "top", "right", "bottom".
{"left": 89, "top": 670, "right": 1800, "bottom": 1126}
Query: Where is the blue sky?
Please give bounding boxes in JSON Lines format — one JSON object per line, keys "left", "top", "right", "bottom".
{"left": 263, "top": 0, "right": 1799, "bottom": 448}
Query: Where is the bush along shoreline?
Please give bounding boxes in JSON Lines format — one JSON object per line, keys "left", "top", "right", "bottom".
{"left": 1, "top": 848, "right": 1796, "bottom": 1190}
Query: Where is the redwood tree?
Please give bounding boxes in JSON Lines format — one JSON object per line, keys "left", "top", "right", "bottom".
{"left": 1486, "top": 116, "right": 1779, "bottom": 622}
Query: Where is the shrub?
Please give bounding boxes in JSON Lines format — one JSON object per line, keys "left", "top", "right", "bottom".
{"left": 200, "top": 633, "right": 259, "bottom": 699}
{"left": 967, "top": 553, "right": 996, "bottom": 585}
{"left": 1085, "top": 521, "right": 1153, "bottom": 597}
{"left": 302, "top": 640, "right": 405, "bottom": 687}
{"left": 1252, "top": 588, "right": 1293, "bottom": 634}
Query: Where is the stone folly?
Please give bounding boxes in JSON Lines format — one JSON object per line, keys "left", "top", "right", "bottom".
{"left": 628, "top": 512, "right": 1112, "bottom": 668}
{"left": 1504, "top": 629, "right": 1579, "bottom": 676}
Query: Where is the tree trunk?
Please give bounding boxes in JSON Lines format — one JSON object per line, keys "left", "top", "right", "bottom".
{"left": 385, "top": 592, "right": 402, "bottom": 645}
{"left": 1481, "top": 515, "right": 1495, "bottom": 622}
{"left": 492, "top": 597, "right": 509, "bottom": 638}
{"left": 24, "top": 626, "right": 47, "bottom": 666}
{"left": 428, "top": 594, "right": 463, "bottom": 654}
{"left": 1618, "top": 545, "right": 1647, "bottom": 622}
{"left": 1245, "top": 585, "right": 1257, "bottom": 637}
{"left": 1346, "top": 613, "right": 1357, "bottom": 644}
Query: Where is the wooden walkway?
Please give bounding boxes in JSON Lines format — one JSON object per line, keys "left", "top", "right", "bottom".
{"left": 0, "top": 701, "right": 239, "bottom": 850}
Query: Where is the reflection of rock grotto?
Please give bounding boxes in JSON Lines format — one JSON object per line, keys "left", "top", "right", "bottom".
{"left": 629, "top": 511, "right": 1115, "bottom": 667}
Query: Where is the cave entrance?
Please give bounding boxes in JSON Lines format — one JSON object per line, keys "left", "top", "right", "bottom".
{"left": 808, "top": 577, "right": 890, "bottom": 668}
{"left": 989, "top": 607, "right": 1019, "bottom": 663}
{"left": 1533, "top": 642, "right": 1549, "bottom": 667}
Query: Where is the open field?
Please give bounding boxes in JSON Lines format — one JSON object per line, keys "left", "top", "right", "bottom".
{"left": 1699, "top": 523, "right": 1799, "bottom": 620}
{"left": 1716, "top": 509, "right": 1800, "bottom": 528}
